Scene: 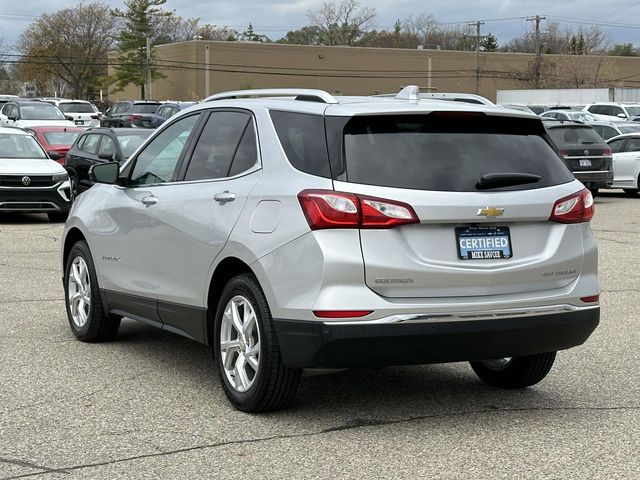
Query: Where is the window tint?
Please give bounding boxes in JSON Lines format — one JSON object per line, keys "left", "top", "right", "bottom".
{"left": 80, "top": 134, "right": 101, "bottom": 154}
{"left": 270, "top": 111, "right": 331, "bottom": 177}
{"left": 19, "top": 105, "right": 66, "bottom": 120}
{"left": 623, "top": 138, "right": 640, "bottom": 152}
{"left": 98, "top": 136, "right": 117, "bottom": 158}
{"left": 596, "top": 126, "right": 617, "bottom": 140}
{"left": 185, "top": 111, "right": 249, "bottom": 181}
{"left": 130, "top": 114, "right": 200, "bottom": 186}
{"left": 608, "top": 139, "right": 625, "bottom": 153}
{"left": 133, "top": 103, "right": 160, "bottom": 114}
{"left": 338, "top": 115, "right": 574, "bottom": 192}
{"left": 618, "top": 124, "right": 640, "bottom": 134}
{"left": 59, "top": 103, "right": 95, "bottom": 113}
{"left": 229, "top": 123, "right": 258, "bottom": 177}
{"left": 547, "top": 126, "right": 603, "bottom": 145}
{"left": 0, "top": 133, "right": 47, "bottom": 159}
{"left": 43, "top": 131, "right": 81, "bottom": 145}
{"left": 116, "top": 132, "right": 152, "bottom": 158}
{"left": 1, "top": 104, "right": 11, "bottom": 115}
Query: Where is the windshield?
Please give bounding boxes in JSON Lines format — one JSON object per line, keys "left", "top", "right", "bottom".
{"left": 20, "top": 105, "right": 66, "bottom": 120}
{"left": 625, "top": 106, "right": 640, "bottom": 116}
{"left": 133, "top": 104, "right": 160, "bottom": 114}
{"left": 548, "top": 126, "right": 604, "bottom": 145}
{"left": 59, "top": 103, "right": 95, "bottom": 113}
{"left": 567, "top": 111, "right": 598, "bottom": 122}
{"left": 116, "top": 132, "right": 152, "bottom": 158}
{"left": 43, "top": 131, "right": 81, "bottom": 145}
{"left": 335, "top": 114, "right": 573, "bottom": 192}
{"left": 0, "top": 133, "right": 47, "bottom": 158}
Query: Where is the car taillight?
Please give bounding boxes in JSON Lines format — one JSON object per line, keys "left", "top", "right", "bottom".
{"left": 129, "top": 115, "right": 143, "bottom": 121}
{"left": 559, "top": 149, "right": 569, "bottom": 157}
{"left": 298, "top": 190, "right": 419, "bottom": 230}
{"left": 549, "top": 189, "right": 594, "bottom": 224}
{"left": 602, "top": 148, "right": 612, "bottom": 156}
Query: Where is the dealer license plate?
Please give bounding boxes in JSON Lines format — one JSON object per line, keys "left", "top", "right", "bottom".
{"left": 455, "top": 226, "right": 512, "bottom": 260}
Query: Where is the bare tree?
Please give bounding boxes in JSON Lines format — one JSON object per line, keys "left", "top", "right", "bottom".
{"left": 505, "top": 21, "right": 608, "bottom": 55}
{"left": 308, "top": 0, "right": 376, "bottom": 46}
{"left": 402, "top": 14, "right": 437, "bottom": 46}
{"left": 16, "top": 3, "right": 118, "bottom": 98}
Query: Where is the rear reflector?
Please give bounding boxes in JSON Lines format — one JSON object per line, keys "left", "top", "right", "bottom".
{"left": 580, "top": 295, "right": 599, "bottom": 303}
{"left": 313, "top": 310, "right": 373, "bottom": 318}
{"left": 298, "top": 190, "right": 418, "bottom": 230}
{"left": 549, "top": 189, "right": 594, "bottom": 224}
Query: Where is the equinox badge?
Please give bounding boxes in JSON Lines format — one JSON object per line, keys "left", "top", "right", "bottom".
{"left": 477, "top": 207, "right": 505, "bottom": 217}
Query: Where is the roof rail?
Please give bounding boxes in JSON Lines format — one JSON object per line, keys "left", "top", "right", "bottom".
{"left": 203, "top": 88, "right": 339, "bottom": 104}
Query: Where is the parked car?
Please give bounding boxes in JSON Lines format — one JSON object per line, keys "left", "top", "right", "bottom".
{"left": 64, "top": 127, "right": 152, "bottom": 197}
{"left": 61, "top": 86, "right": 600, "bottom": 412}
{"left": 24, "top": 126, "right": 85, "bottom": 164}
{"left": 544, "top": 120, "right": 613, "bottom": 195}
{"left": 149, "top": 102, "right": 197, "bottom": 128}
{"left": 583, "top": 102, "right": 640, "bottom": 122}
{"left": 587, "top": 121, "right": 640, "bottom": 141}
{"left": 45, "top": 99, "right": 101, "bottom": 127}
{"left": 100, "top": 100, "right": 161, "bottom": 128}
{"left": 0, "top": 127, "right": 71, "bottom": 221}
{"left": 540, "top": 110, "right": 600, "bottom": 122}
{"left": 499, "top": 104, "right": 536, "bottom": 114}
{"left": 606, "top": 133, "right": 640, "bottom": 195}
{"left": 0, "top": 101, "right": 75, "bottom": 129}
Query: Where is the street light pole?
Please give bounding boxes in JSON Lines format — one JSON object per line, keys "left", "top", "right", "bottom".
{"left": 146, "top": 36, "right": 152, "bottom": 101}
{"left": 469, "top": 21, "right": 485, "bottom": 94}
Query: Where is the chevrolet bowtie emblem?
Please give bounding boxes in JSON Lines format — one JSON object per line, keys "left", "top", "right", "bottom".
{"left": 477, "top": 207, "right": 505, "bottom": 217}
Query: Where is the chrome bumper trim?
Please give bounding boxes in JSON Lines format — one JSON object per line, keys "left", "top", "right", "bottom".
{"left": 322, "top": 304, "right": 599, "bottom": 326}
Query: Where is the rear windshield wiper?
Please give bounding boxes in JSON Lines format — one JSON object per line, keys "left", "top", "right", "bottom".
{"left": 476, "top": 173, "right": 542, "bottom": 190}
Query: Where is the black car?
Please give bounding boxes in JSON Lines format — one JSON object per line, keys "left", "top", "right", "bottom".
{"left": 149, "top": 102, "right": 196, "bottom": 128}
{"left": 100, "top": 101, "right": 161, "bottom": 128}
{"left": 544, "top": 120, "right": 613, "bottom": 194}
{"left": 65, "top": 128, "right": 152, "bottom": 196}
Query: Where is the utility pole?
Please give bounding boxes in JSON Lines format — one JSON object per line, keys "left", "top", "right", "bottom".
{"left": 468, "top": 21, "right": 484, "bottom": 94}
{"left": 526, "top": 15, "right": 546, "bottom": 88}
{"left": 146, "top": 36, "right": 152, "bottom": 101}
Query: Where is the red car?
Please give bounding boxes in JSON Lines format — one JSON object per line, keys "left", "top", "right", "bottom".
{"left": 24, "top": 126, "right": 85, "bottom": 164}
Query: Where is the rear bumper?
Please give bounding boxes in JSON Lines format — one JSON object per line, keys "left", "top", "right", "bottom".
{"left": 573, "top": 170, "right": 613, "bottom": 188}
{"left": 273, "top": 306, "right": 599, "bottom": 368}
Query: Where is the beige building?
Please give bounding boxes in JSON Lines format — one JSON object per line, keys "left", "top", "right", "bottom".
{"left": 108, "top": 40, "right": 640, "bottom": 102}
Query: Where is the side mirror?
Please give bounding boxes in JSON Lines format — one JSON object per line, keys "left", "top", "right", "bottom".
{"left": 8, "top": 115, "right": 17, "bottom": 121}
{"left": 617, "top": 113, "right": 627, "bottom": 119}
{"left": 90, "top": 162, "right": 119, "bottom": 184}
{"left": 98, "top": 152, "right": 115, "bottom": 161}
{"left": 47, "top": 151, "right": 62, "bottom": 161}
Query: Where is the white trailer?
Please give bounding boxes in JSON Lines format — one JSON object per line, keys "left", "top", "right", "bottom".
{"left": 496, "top": 88, "right": 640, "bottom": 106}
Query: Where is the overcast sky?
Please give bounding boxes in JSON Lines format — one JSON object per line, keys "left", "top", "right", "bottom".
{"left": 2, "top": 0, "right": 640, "bottom": 48}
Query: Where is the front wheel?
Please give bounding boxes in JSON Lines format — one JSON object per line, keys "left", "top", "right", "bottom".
{"left": 470, "top": 352, "right": 556, "bottom": 389}
{"left": 214, "top": 273, "right": 301, "bottom": 412}
{"left": 64, "top": 241, "right": 121, "bottom": 342}
{"left": 48, "top": 210, "right": 69, "bottom": 222}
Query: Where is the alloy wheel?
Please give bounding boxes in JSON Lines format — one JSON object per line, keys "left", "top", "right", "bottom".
{"left": 219, "top": 295, "right": 261, "bottom": 393}
{"left": 68, "top": 256, "right": 91, "bottom": 328}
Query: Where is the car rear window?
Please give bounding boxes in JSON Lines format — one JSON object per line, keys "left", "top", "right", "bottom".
{"left": 43, "top": 131, "right": 81, "bottom": 145}
{"left": 133, "top": 104, "right": 161, "bottom": 114}
{"left": 59, "top": 103, "right": 95, "bottom": 113}
{"left": 335, "top": 114, "right": 574, "bottom": 192}
{"left": 547, "top": 126, "right": 604, "bottom": 145}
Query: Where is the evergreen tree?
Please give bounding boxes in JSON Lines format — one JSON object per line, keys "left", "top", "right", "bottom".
{"left": 110, "top": 0, "right": 170, "bottom": 98}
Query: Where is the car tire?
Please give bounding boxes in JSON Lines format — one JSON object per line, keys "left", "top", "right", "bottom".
{"left": 64, "top": 241, "right": 121, "bottom": 342}
{"left": 48, "top": 211, "right": 69, "bottom": 222}
{"left": 213, "top": 273, "right": 301, "bottom": 412}
{"left": 470, "top": 352, "right": 556, "bottom": 389}
{"left": 69, "top": 175, "right": 79, "bottom": 202}
{"left": 589, "top": 188, "right": 599, "bottom": 198}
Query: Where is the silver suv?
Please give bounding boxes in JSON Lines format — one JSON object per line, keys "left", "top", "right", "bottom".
{"left": 61, "top": 87, "right": 600, "bottom": 412}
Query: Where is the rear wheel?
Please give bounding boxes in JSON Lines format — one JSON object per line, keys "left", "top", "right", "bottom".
{"left": 470, "top": 352, "right": 556, "bottom": 389}
{"left": 69, "top": 175, "right": 79, "bottom": 202}
{"left": 589, "top": 188, "right": 599, "bottom": 198}
{"left": 213, "top": 273, "right": 301, "bottom": 412}
{"left": 64, "top": 241, "right": 121, "bottom": 342}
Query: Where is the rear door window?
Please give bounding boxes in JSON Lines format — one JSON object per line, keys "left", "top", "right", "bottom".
{"left": 335, "top": 114, "right": 574, "bottom": 192}
{"left": 80, "top": 134, "right": 101, "bottom": 154}
{"left": 608, "top": 139, "right": 626, "bottom": 153}
{"left": 623, "top": 138, "right": 640, "bottom": 152}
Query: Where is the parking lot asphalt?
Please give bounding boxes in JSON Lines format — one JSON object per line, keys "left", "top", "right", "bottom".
{"left": 1, "top": 191, "right": 639, "bottom": 479}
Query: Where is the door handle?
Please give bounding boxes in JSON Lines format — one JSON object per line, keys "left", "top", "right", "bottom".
{"left": 214, "top": 191, "right": 236, "bottom": 204}
{"left": 141, "top": 195, "right": 158, "bottom": 206}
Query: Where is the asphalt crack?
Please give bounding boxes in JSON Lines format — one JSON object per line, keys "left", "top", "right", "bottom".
{"left": 0, "top": 457, "right": 67, "bottom": 476}
{"left": 3, "top": 404, "right": 638, "bottom": 479}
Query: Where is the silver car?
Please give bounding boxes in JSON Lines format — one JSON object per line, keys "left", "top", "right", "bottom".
{"left": 61, "top": 87, "right": 600, "bottom": 412}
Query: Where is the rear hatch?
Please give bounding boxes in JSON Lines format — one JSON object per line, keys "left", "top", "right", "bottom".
{"left": 547, "top": 125, "right": 612, "bottom": 172}
{"left": 329, "top": 113, "right": 586, "bottom": 298}
{"left": 58, "top": 102, "right": 99, "bottom": 126}
{"left": 132, "top": 103, "right": 161, "bottom": 127}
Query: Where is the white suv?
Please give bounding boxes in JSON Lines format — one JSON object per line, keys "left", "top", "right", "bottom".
{"left": 46, "top": 99, "right": 101, "bottom": 127}
{"left": 61, "top": 87, "right": 600, "bottom": 412}
{"left": 584, "top": 102, "right": 640, "bottom": 121}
